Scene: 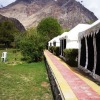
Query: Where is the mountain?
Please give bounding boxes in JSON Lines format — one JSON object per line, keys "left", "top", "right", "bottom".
{"left": 0, "top": 0, "right": 97, "bottom": 29}
{"left": 0, "top": 14, "right": 25, "bottom": 32}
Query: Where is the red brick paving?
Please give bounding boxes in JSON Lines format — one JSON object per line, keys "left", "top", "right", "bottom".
{"left": 45, "top": 50, "right": 100, "bottom": 100}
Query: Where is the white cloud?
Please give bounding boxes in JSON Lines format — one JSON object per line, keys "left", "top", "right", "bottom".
{"left": 0, "top": 0, "right": 16, "bottom": 7}
{"left": 76, "top": 0, "right": 100, "bottom": 19}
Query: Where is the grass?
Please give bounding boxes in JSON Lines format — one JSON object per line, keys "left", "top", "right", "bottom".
{"left": 0, "top": 48, "right": 22, "bottom": 65}
{"left": 0, "top": 48, "right": 53, "bottom": 100}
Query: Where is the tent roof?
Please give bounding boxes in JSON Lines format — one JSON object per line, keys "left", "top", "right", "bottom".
{"left": 48, "top": 39, "right": 53, "bottom": 43}
{"left": 48, "top": 35, "right": 60, "bottom": 43}
{"left": 52, "top": 35, "right": 60, "bottom": 42}
{"left": 67, "top": 24, "right": 90, "bottom": 40}
{"left": 79, "top": 20, "right": 100, "bottom": 39}
{"left": 49, "top": 23, "right": 91, "bottom": 43}
{"left": 59, "top": 32, "right": 69, "bottom": 39}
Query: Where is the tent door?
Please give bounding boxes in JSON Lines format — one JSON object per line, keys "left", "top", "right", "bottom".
{"left": 80, "top": 38, "right": 86, "bottom": 67}
{"left": 87, "top": 36, "right": 94, "bottom": 71}
{"left": 96, "top": 31, "right": 100, "bottom": 75}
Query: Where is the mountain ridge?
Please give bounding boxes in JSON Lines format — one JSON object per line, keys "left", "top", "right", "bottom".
{"left": 0, "top": 0, "right": 97, "bottom": 29}
{"left": 0, "top": 14, "right": 25, "bottom": 32}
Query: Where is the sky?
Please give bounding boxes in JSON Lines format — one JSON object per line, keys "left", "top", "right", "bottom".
{"left": 0, "top": 0, "right": 100, "bottom": 19}
{"left": 0, "top": 0, "right": 16, "bottom": 7}
{"left": 76, "top": 0, "right": 100, "bottom": 19}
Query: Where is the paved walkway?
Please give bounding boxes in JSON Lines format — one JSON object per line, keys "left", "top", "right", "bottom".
{"left": 44, "top": 50, "right": 100, "bottom": 100}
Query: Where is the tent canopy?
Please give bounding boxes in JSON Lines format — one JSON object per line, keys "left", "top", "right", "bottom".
{"left": 53, "top": 35, "right": 60, "bottom": 43}
{"left": 67, "top": 24, "right": 90, "bottom": 40}
{"left": 59, "top": 32, "right": 69, "bottom": 39}
{"left": 79, "top": 20, "right": 100, "bottom": 39}
{"left": 48, "top": 35, "right": 60, "bottom": 46}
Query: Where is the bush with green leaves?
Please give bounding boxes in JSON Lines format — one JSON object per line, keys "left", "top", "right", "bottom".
{"left": 19, "top": 29, "right": 44, "bottom": 62}
{"left": 48, "top": 46, "right": 55, "bottom": 53}
{"left": 63, "top": 49, "right": 78, "bottom": 66}
{"left": 53, "top": 47, "right": 60, "bottom": 56}
{"left": 49, "top": 46, "right": 60, "bottom": 56}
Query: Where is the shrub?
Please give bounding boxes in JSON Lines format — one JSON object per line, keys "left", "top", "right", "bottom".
{"left": 19, "top": 30, "right": 44, "bottom": 62}
{"left": 63, "top": 49, "right": 78, "bottom": 66}
{"left": 49, "top": 46, "right": 60, "bottom": 56}
{"left": 53, "top": 47, "right": 60, "bottom": 56}
{"left": 48, "top": 46, "right": 55, "bottom": 53}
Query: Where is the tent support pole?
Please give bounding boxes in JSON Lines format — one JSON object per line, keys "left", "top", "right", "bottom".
{"left": 85, "top": 37, "right": 88, "bottom": 69}
{"left": 93, "top": 35, "right": 97, "bottom": 78}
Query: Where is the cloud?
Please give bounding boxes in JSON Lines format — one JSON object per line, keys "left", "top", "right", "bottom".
{"left": 0, "top": 0, "right": 16, "bottom": 7}
{"left": 76, "top": 0, "right": 100, "bottom": 19}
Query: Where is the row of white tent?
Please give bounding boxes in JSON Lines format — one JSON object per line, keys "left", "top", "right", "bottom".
{"left": 48, "top": 23, "right": 91, "bottom": 56}
{"left": 48, "top": 19, "right": 100, "bottom": 81}
{"left": 48, "top": 24, "right": 91, "bottom": 49}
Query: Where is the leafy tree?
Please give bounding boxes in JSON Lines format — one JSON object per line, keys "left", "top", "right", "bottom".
{"left": 19, "top": 17, "right": 62, "bottom": 62}
{"left": 19, "top": 28, "right": 44, "bottom": 62}
{"left": 0, "top": 20, "right": 19, "bottom": 47}
{"left": 37, "top": 17, "right": 62, "bottom": 44}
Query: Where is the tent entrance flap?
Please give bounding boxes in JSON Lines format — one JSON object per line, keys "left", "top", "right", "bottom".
{"left": 96, "top": 31, "right": 100, "bottom": 75}
{"left": 80, "top": 38, "right": 86, "bottom": 67}
{"left": 87, "top": 36, "right": 94, "bottom": 71}
{"left": 60, "top": 40, "right": 62, "bottom": 55}
{"left": 60, "top": 39, "right": 66, "bottom": 56}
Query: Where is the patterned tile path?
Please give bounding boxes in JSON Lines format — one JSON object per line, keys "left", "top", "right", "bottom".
{"left": 44, "top": 50, "right": 100, "bottom": 100}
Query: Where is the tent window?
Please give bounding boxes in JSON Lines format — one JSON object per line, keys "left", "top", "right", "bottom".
{"left": 50, "top": 43, "right": 52, "bottom": 46}
{"left": 80, "top": 38, "right": 86, "bottom": 67}
{"left": 53, "top": 42, "right": 56, "bottom": 46}
{"left": 60, "top": 40, "right": 63, "bottom": 55}
{"left": 64, "top": 39, "right": 66, "bottom": 49}
{"left": 62, "top": 39, "right": 64, "bottom": 56}
{"left": 96, "top": 30, "right": 100, "bottom": 75}
{"left": 87, "top": 36, "right": 94, "bottom": 71}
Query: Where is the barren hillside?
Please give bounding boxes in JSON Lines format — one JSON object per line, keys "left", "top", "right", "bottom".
{"left": 0, "top": 0, "right": 97, "bottom": 29}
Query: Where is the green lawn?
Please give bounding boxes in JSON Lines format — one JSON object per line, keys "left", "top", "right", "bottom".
{"left": 0, "top": 49, "right": 53, "bottom": 100}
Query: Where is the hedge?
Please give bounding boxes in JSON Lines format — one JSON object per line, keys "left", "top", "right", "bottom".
{"left": 63, "top": 49, "right": 78, "bottom": 67}
{"left": 49, "top": 46, "right": 60, "bottom": 56}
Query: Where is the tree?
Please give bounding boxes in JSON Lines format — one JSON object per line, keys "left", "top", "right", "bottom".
{"left": 37, "top": 17, "right": 62, "bottom": 43}
{"left": 0, "top": 20, "right": 19, "bottom": 47}
{"left": 19, "top": 28, "right": 44, "bottom": 62}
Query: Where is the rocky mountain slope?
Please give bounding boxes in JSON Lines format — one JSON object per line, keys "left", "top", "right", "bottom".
{"left": 0, "top": 0, "right": 98, "bottom": 29}
{"left": 0, "top": 14, "right": 25, "bottom": 32}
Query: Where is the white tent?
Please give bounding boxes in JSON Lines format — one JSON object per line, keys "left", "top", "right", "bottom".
{"left": 59, "top": 32, "right": 69, "bottom": 39}
{"left": 68, "top": 24, "right": 90, "bottom": 40}
{"left": 78, "top": 20, "right": 100, "bottom": 82}
{"left": 59, "top": 24, "right": 90, "bottom": 49}
{"left": 58, "top": 24, "right": 90, "bottom": 56}
{"left": 79, "top": 20, "right": 100, "bottom": 38}
{"left": 67, "top": 24, "right": 90, "bottom": 49}
{"left": 48, "top": 35, "right": 60, "bottom": 47}
{"left": 52, "top": 35, "right": 60, "bottom": 47}
{"left": 48, "top": 39, "right": 53, "bottom": 47}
